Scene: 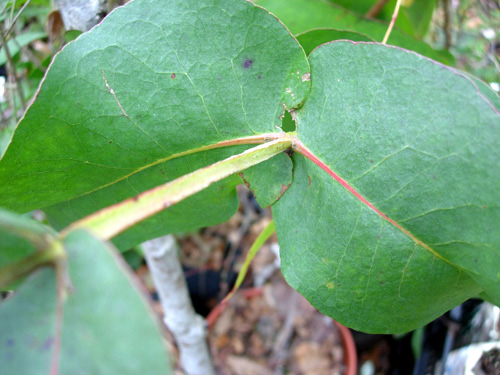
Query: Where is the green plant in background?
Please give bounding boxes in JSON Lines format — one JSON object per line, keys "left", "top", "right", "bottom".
{"left": 0, "top": 0, "right": 54, "bottom": 154}
{"left": 0, "top": 0, "right": 499, "bottom": 373}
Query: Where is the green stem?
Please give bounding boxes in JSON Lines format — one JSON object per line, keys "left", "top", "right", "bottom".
{"left": 0, "top": 242, "right": 65, "bottom": 288}
{"left": 382, "top": 0, "right": 402, "bottom": 44}
{"left": 222, "top": 219, "right": 275, "bottom": 303}
{"left": 61, "top": 135, "right": 294, "bottom": 241}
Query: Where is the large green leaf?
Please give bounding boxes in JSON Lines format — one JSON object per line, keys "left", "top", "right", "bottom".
{"left": 0, "top": 230, "right": 170, "bottom": 374}
{"left": 258, "top": 0, "right": 454, "bottom": 65}
{"left": 0, "top": 0, "right": 310, "bottom": 217}
{"left": 273, "top": 41, "right": 500, "bottom": 333}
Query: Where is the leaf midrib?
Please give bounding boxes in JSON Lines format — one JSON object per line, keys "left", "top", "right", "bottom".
{"left": 293, "top": 138, "right": 454, "bottom": 267}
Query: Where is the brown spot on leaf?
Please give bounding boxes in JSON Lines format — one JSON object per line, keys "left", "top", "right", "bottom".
{"left": 301, "top": 72, "right": 310, "bottom": 82}
{"left": 108, "top": 140, "right": 113, "bottom": 144}
{"left": 242, "top": 59, "right": 253, "bottom": 69}
{"left": 280, "top": 184, "right": 289, "bottom": 196}
{"left": 370, "top": 160, "right": 373, "bottom": 164}
{"left": 325, "top": 282, "right": 334, "bottom": 289}
{"left": 308, "top": 175, "right": 312, "bottom": 187}
{"left": 258, "top": 74, "right": 262, "bottom": 80}
{"left": 171, "top": 73, "right": 176, "bottom": 79}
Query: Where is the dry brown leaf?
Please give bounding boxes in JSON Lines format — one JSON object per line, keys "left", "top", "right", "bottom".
{"left": 226, "top": 355, "right": 273, "bottom": 375}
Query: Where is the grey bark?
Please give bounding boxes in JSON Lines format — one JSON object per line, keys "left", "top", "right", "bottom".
{"left": 142, "top": 235, "right": 215, "bottom": 375}
{"left": 55, "top": 0, "right": 108, "bottom": 31}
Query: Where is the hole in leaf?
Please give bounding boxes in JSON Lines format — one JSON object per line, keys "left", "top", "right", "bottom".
{"left": 281, "top": 110, "right": 296, "bottom": 132}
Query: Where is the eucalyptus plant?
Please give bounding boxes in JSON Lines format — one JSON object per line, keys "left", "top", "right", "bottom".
{"left": 0, "top": 0, "right": 499, "bottom": 373}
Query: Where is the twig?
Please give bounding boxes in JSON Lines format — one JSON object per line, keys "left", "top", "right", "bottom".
{"left": 366, "top": 0, "right": 390, "bottom": 18}
{"left": 382, "top": 0, "right": 402, "bottom": 44}
{"left": 271, "top": 291, "right": 298, "bottom": 375}
{"left": 12, "top": 37, "right": 46, "bottom": 74}
{"left": 442, "top": 0, "right": 452, "bottom": 49}
{"left": 143, "top": 235, "right": 216, "bottom": 375}
{"left": 3, "top": 0, "right": 31, "bottom": 40}
{"left": 0, "top": 30, "right": 26, "bottom": 113}
{"left": 0, "top": 104, "right": 8, "bottom": 129}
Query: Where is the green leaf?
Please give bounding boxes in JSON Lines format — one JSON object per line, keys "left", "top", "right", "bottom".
{"left": 273, "top": 41, "right": 500, "bottom": 333}
{"left": 257, "top": 0, "right": 454, "bottom": 65}
{"left": 399, "top": 0, "right": 437, "bottom": 39}
{"left": 0, "top": 209, "right": 56, "bottom": 272}
{"left": 239, "top": 152, "right": 293, "bottom": 208}
{"left": 0, "top": 230, "right": 171, "bottom": 374}
{"left": 0, "top": 0, "right": 310, "bottom": 216}
{"left": 296, "top": 28, "right": 374, "bottom": 56}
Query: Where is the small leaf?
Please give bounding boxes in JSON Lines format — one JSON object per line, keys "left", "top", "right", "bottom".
{"left": 239, "top": 153, "right": 293, "bottom": 208}
{"left": 0, "top": 209, "right": 56, "bottom": 271}
{"left": 0, "top": 230, "right": 171, "bottom": 374}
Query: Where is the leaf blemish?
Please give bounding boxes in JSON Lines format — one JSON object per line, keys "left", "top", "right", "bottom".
{"left": 301, "top": 72, "right": 310, "bottom": 82}
{"left": 242, "top": 59, "right": 253, "bottom": 69}
{"left": 285, "top": 88, "right": 296, "bottom": 100}
{"left": 308, "top": 175, "right": 311, "bottom": 187}
{"left": 326, "top": 282, "right": 334, "bottom": 289}
{"left": 171, "top": 73, "right": 176, "bottom": 79}
{"left": 258, "top": 74, "right": 262, "bottom": 80}
{"left": 280, "top": 183, "right": 290, "bottom": 196}
{"left": 42, "top": 337, "right": 54, "bottom": 351}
